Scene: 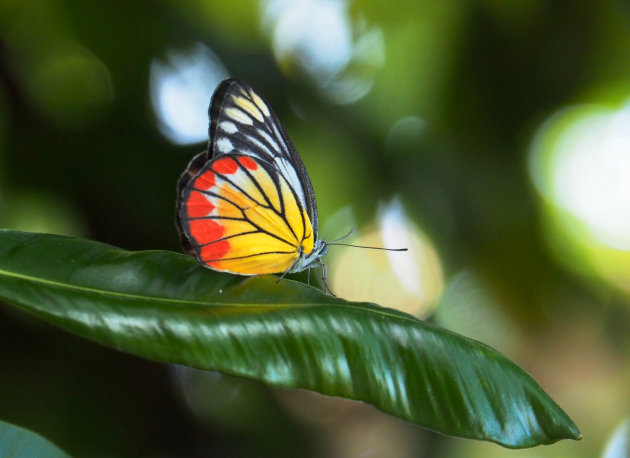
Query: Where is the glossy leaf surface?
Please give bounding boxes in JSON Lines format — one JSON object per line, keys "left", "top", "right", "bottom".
{"left": 0, "top": 230, "right": 581, "bottom": 448}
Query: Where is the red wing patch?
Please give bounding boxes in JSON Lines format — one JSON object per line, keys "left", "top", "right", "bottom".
{"left": 200, "top": 240, "right": 231, "bottom": 265}
{"left": 189, "top": 218, "right": 225, "bottom": 243}
{"left": 186, "top": 190, "right": 216, "bottom": 218}
{"left": 238, "top": 156, "right": 258, "bottom": 170}
{"left": 211, "top": 157, "right": 239, "bottom": 174}
{"left": 194, "top": 170, "right": 216, "bottom": 189}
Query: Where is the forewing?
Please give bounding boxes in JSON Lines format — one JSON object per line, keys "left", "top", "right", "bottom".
{"left": 208, "top": 78, "right": 319, "bottom": 238}
{"left": 177, "top": 154, "right": 315, "bottom": 275}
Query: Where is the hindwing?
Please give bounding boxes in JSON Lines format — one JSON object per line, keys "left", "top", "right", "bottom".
{"left": 177, "top": 154, "right": 315, "bottom": 275}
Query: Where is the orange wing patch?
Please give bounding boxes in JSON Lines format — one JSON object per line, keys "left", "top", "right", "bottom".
{"left": 179, "top": 153, "right": 315, "bottom": 275}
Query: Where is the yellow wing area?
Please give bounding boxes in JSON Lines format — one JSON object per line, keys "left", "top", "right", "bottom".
{"left": 185, "top": 155, "right": 314, "bottom": 275}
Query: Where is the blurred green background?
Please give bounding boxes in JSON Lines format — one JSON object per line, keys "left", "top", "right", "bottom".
{"left": 1, "top": 0, "right": 630, "bottom": 456}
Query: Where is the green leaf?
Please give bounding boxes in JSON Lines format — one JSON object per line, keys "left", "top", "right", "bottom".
{"left": 0, "top": 420, "right": 70, "bottom": 458}
{"left": 0, "top": 230, "right": 580, "bottom": 448}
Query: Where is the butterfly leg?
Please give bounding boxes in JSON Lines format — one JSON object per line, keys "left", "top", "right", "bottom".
{"left": 276, "top": 255, "right": 301, "bottom": 284}
{"left": 319, "top": 260, "right": 335, "bottom": 296}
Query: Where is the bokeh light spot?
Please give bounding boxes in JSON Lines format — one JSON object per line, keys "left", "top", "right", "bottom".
{"left": 434, "top": 271, "right": 522, "bottom": 356}
{"left": 386, "top": 115, "right": 426, "bottom": 153}
{"left": 28, "top": 44, "right": 113, "bottom": 128}
{"left": 529, "top": 96, "right": 630, "bottom": 293}
{"left": 602, "top": 418, "right": 630, "bottom": 458}
{"left": 261, "top": 0, "right": 384, "bottom": 104}
{"left": 551, "top": 103, "right": 630, "bottom": 249}
{"left": 266, "top": 0, "right": 352, "bottom": 81}
{"left": 150, "top": 43, "right": 228, "bottom": 145}
{"left": 330, "top": 199, "right": 443, "bottom": 317}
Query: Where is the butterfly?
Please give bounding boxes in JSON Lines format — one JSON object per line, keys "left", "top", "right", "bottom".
{"left": 176, "top": 78, "right": 329, "bottom": 280}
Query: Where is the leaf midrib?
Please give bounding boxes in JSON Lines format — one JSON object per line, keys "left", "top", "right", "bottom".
{"left": 0, "top": 266, "right": 416, "bottom": 324}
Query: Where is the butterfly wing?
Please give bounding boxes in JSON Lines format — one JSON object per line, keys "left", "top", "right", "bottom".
{"left": 177, "top": 154, "right": 315, "bottom": 275}
{"left": 207, "top": 79, "right": 319, "bottom": 240}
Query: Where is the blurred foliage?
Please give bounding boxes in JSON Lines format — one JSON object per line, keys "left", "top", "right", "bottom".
{"left": 1, "top": 0, "right": 630, "bottom": 456}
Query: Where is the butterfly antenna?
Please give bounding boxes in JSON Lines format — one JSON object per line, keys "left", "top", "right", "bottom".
{"left": 329, "top": 228, "right": 356, "bottom": 243}
{"left": 326, "top": 242, "right": 408, "bottom": 252}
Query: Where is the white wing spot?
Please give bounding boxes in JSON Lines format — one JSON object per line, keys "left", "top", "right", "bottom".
{"left": 251, "top": 91, "right": 270, "bottom": 117}
{"left": 216, "top": 137, "right": 234, "bottom": 153}
{"left": 225, "top": 107, "right": 253, "bottom": 125}
{"left": 246, "top": 134, "right": 275, "bottom": 158}
{"left": 270, "top": 121, "right": 291, "bottom": 153}
{"left": 219, "top": 121, "right": 238, "bottom": 133}
{"left": 257, "top": 128, "right": 282, "bottom": 154}
{"left": 233, "top": 96, "right": 264, "bottom": 123}
{"left": 275, "top": 157, "right": 307, "bottom": 210}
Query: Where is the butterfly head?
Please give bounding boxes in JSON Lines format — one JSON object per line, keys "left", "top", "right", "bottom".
{"left": 289, "top": 238, "right": 328, "bottom": 273}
